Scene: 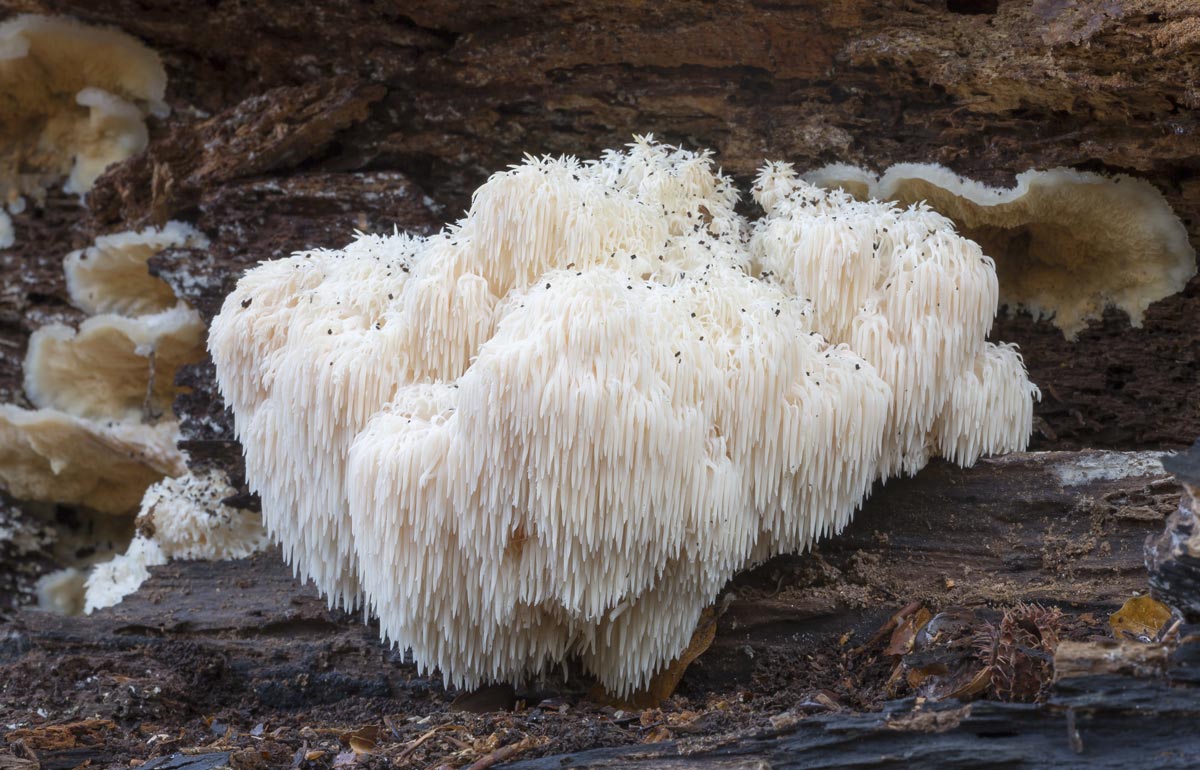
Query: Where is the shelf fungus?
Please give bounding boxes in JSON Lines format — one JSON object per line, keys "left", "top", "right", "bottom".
{"left": 0, "top": 223, "right": 205, "bottom": 517}
{"left": 0, "top": 14, "right": 167, "bottom": 246}
{"left": 0, "top": 406, "right": 184, "bottom": 514}
{"left": 24, "top": 305, "right": 204, "bottom": 422}
{"left": 64, "top": 222, "right": 206, "bottom": 316}
{"left": 211, "top": 137, "right": 1039, "bottom": 697}
{"left": 804, "top": 164, "right": 1195, "bottom": 339}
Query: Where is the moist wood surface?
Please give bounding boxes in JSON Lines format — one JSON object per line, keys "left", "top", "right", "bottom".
{"left": 2, "top": 451, "right": 1190, "bottom": 768}
{"left": 1, "top": 0, "right": 1198, "bottom": 456}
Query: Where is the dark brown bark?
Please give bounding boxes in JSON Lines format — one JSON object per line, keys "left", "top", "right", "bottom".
{"left": 2, "top": 0, "right": 1197, "bottom": 454}
{"left": 0, "top": 451, "right": 1184, "bottom": 767}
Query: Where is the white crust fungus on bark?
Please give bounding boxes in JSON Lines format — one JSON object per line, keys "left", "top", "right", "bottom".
{"left": 0, "top": 14, "right": 166, "bottom": 248}
{"left": 804, "top": 163, "right": 1196, "bottom": 339}
{"left": 211, "top": 138, "right": 1039, "bottom": 697}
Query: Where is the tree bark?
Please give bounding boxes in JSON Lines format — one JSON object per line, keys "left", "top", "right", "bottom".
{"left": 1, "top": 0, "right": 1198, "bottom": 454}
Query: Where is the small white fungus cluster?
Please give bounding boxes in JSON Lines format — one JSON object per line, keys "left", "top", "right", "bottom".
{"left": 83, "top": 469, "right": 269, "bottom": 613}
{"left": 210, "top": 138, "right": 1038, "bottom": 696}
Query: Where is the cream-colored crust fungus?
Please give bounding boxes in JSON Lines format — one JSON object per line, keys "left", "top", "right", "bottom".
{"left": 804, "top": 164, "right": 1196, "bottom": 338}
{"left": 211, "top": 138, "right": 1039, "bottom": 697}
{"left": 0, "top": 14, "right": 166, "bottom": 247}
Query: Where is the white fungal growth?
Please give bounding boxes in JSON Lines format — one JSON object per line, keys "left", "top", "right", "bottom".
{"left": 0, "top": 209, "right": 12, "bottom": 249}
{"left": 804, "top": 163, "right": 1196, "bottom": 338}
{"left": 0, "top": 15, "right": 167, "bottom": 245}
{"left": 24, "top": 305, "right": 205, "bottom": 421}
{"left": 210, "top": 137, "right": 1039, "bottom": 697}
{"left": 0, "top": 404, "right": 185, "bottom": 514}
{"left": 36, "top": 567, "right": 87, "bottom": 615}
{"left": 0, "top": 222, "right": 204, "bottom": 516}
{"left": 83, "top": 470, "right": 269, "bottom": 613}
{"left": 64, "top": 222, "right": 208, "bottom": 316}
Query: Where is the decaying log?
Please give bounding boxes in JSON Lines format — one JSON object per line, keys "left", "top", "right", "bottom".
{"left": 1, "top": 0, "right": 1198, "bottom": 455}
{"left": 502, "top": 636, "right": 1200, "bottom": 769}
{"left": 0, "top": 451, "right": 1186, "bottom": 768}
{"left": 1147, "top": 440, "right": 1200, "bottom": 621}
{"left": 1, "top": 1, "right": 1199, "bottom": 767}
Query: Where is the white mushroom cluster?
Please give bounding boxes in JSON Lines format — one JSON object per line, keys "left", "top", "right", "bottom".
{"left": 83, "top": 469, "right": 270, "bottom": 613}
{"left": 0, "top": 223, "right": 205, "bottom": 514}
{"left": 0, "top": 15, "right": 167, "bottom": 247}
{"left": 211, "top": 138, "right": 1038, "bottom": 696}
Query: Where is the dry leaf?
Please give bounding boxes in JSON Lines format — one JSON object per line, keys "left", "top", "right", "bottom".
{"left": 641, "top": 726, "right": 673, "bottom": 744}
{"left": 1109, "top": 596, "right": 1172, "bottom": 642}
{"left": 338, "top": 725, "right": 380, "bottom": 755}
{"left": 593, "top": 605, "right": 719, "bottom": 709}
{"left": 885, "top": 606, "right": 932, "bottom": 656}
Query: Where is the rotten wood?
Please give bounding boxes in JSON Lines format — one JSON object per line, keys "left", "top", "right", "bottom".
{"left": 1147, "top": 440, "right": 1200, "bottom": 621}
{"left": 1, "top": 1, "right": 1198, "bottom": 767}
{"left": 0, "top": 450, "right": 1184, "bottom": 767}
{"left": 0, "top": 0, "right": 1196, "bottom": 455}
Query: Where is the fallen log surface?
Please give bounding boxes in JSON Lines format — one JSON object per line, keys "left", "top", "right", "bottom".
{"left": 2, "top": 450, "right": 1192, "bottom": 769}
{"left": 2, "top": 0, "right": 1199, "bottom": 464}
{"left": 505, "top": 663, "right": 1200, "bottom": 770}
{"left": 2, "top": 1, "right": 1199, "bottom": 767}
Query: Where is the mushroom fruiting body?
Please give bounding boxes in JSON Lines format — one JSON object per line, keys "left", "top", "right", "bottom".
{"left": 804, "top": 163, "right": 1196, "bottom": 338}
{"left": 83, "top": 470, "right": 270, "bottom": 613}
{"left": 63, "top": 222, "right": 207, "bottom": 316}
{"left": 211, "top": 138, "right": 1038, "bottom": 696}
{"left": 0, "top": 404, "right": 184, "bottom": 514}
{"left": 24, "top": 305, "right": 205, "bottom": 422}
{"left": 0, "top": 15, "right": 167, "bottom": 246}
{"left": 0, "top": 222, "right": 206, "bottom": 517}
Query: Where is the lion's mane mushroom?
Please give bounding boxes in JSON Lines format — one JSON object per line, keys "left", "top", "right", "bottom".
{"left": 804, "top": 163, "right": 1196, "bottom": 338}
{"left": 751, "top": 162, "right": 1037, "bottom": 477}
{"left": 210, "top": 137, "right": 1038, "bottom": 696}
{"left": 0, "top": 15, "right": 166, "bottom": 217}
